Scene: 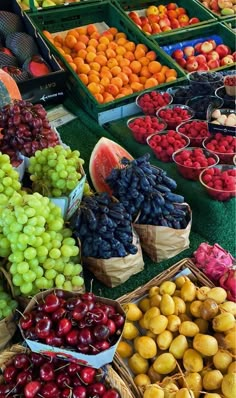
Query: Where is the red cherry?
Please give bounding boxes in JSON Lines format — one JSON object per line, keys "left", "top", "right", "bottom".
{"left": 65, "top": 328, "right": 79, "bottom": 346}
{"left": 67, "top": 362, "right": 81, "bottom": 376}
{"left": 17, "top": 370, "right": 33, "bottom": 386}
{"left": 14, "top": 353, "right": 30, "bottom": 369}
{"left": 24, "top": 381, "right": 41, "bottom": 398}
{"left": 3, "top": 365, "right": 18, "bottom": 383}
{"left": 30, "top": 352, "right": 45, "bottom": 367}
{"left": 81, "top": 292, "right": 96, "bottom": 302}
{"left": 103, "top": 389, "right": 121, "bottom": 398}
{"left": 20, "top": 312, "right": 34, "bottom": 330}
{"left": 56, "top": 372, "right": 71, "bottom": 389}
{"left": 39, "top": 362, "right": 55, "bottom": 381}
{"left": 72, "top": 302, "right": 88, "bottom": 321}
{"left": 86, "top": 382, "right": 106, "bottom": 396}
{"left": 35, "top": 318, "right": 52, "bottom": 339}
{"left": 40, "top": 382, "right": 59, "bottom": 398}
{"left": 51, "top": 307, "right": 67, "bottom": 322}
{"left": 43, "top": 293, "right": 60, "bottom": 313}
{"left": 57, "top": 318, "right": 72, "bottom": 337}
{"left": 72, "top": 386, "right": 87, "bottom": 398}
{"left": 79, "top": 367, "right": 96, "bottom": 385}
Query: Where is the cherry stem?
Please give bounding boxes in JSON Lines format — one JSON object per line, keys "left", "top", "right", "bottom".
{"left": 90, "top": 279, "right": 94, "bottom": 293}
{"left": 76, "top": 372, "right": 88, "bottom": 385}
{"left": 15, "top": 308, "right": 25, "bottom": 319}
{"left": 55, "top": 362, "right": 70, "bottom": 372}
{"left": 89, "top": 344, "right": 99, "bottom": 352}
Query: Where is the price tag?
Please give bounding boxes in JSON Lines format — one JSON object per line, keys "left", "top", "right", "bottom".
{"left": 66, "top": 175, "right": 86, "bottom": 220}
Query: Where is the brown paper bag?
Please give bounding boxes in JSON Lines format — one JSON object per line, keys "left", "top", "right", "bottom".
{"left": 83, "top": 232, "right": 144, "bottom": 287}
{"left": 0, "top": 312, "right": 16, "bottom": 350}
{"left": 133, "top": 205, "right": 192, "bottom": 263}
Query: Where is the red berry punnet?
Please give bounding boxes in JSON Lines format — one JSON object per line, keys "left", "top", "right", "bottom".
{"left": 157, "top": 104, "right": 194, "bottom": 129}
{"left": 203, "top": 133, "right": 236, "bottom": 164}
{"left": 127, "top": 115, "right": 167, "bottom": 144}
{"left": 177, "top": 119, "right": 210, "bottom": 147}
{"left": 136, "top": 91, "right": 173, "bottom": 115}
{"left": 147, "top": 130, "right": 190, "bottom": 162}
{"left": 200, "top": 165, "right": 236, "bottom": 201}
{"left": 173, "top": 147, "right": 219, "bottom": 180}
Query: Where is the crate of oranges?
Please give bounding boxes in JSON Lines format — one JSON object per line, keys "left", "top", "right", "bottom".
{"left": 27, "top": 0, "right": 186, "bottom": 123}
{"left": 114, "top": 258, "right": 236, "bottom": 398}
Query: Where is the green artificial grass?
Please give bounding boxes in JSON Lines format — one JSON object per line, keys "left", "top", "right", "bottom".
{"left": 57, "top": 99, "right": 236, "bottom": 299}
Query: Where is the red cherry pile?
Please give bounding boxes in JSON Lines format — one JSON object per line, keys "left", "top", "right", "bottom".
{"left": 224, "top": 75, "right": 236, "bottom": 86}
{"left": 173, "top": 147, "right": 218, "bottom": 180}
{"left": 0, "top": 351, "right": 120, "bottom": 398}
{"left": 200, "top": 167, "right": 236, "bottom": 201}
{"left": 203, "top": 133, "right": 236, "bottom": 164}
{"left": 128, "top": 115, "right": 166, "bottom": 144}
{"left": 177, "top": 120, "right": 210, "bottom": 146}
{"left": 20, "top": 291, "right": 125, "bottom": 355}
{"left": 137, "top": 91, "right": 172, "bottom": 115}
{"left": 147, "top": 130, "right": 189, "bottom": 162}
{"left": 157, "top": 105, "right": 193, "bottom": 128}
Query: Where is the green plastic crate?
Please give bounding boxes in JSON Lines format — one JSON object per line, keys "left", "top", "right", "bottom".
{"left": 113, "top": 0, "right": 217, "bottom": 38}
{"left": 194, "top": 0, "right": 235, "bottom": 20}
{"left": 14, "top": 0, "right": 95, "bottom": 12}
{"left": 154, "top": 21, "right": 236, "bottom": 73}
{"left": 224, "top": 16, "right": 236, "bottom": 31}
{"left": 27, "top": 0, "right": 186, "bottom": 124}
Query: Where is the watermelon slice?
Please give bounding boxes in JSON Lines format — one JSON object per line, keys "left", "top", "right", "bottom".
{"left": 89, "top": 137, "right": 133, "bottom": 194}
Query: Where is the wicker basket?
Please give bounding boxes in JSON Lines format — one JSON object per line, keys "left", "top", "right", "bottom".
{"left": 0, "top": 344, "right": 135, "bottom": 398}
{"left": 0, "top": 267, "right": 17, "bottom": 351}
{"left": 115, "top": 258, "right": 216, "bottom": 398}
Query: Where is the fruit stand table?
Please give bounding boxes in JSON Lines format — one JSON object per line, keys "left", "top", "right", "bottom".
{"left": 57, "top": 97, "right": 236, "bottom": 299}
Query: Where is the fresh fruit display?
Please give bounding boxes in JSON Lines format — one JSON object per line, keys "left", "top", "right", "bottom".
{"left": 200, "top": 165, "right": 236, "bottom": 201}
{"left": 172, "top": 40, "right": 235, "bottom": 71}
{"left": 173, "top": 147, "right": 219, "bottom": 180}
{"left": 43, "top": 26, "right": 178, "bottom": 104}
{"left": 0, "top": 100, "right": 59, "bottom": 157}
{"left": 188, "top": 70, "right": 223, "bottom": 94}
{"left": 128, "top": 3, "right": 200, "bottom": 35}
{"left": 117, "top": 274, "right": 236, "bottom": 398}
{"left": 187, "top": 95, "right": 223, "bottom": 120}
{"left": 20, "top": 290, "right": 125, "bottom": 355}
{"left": 17, "top": 0, "right": 80, "bottom": 11}
{"left": 147, "top": 130, "right": 189, "bottom": 162}
{"left": 157, "top": 104, "right": 194, "bottom": 128}
{"left": 127, "top": 115, "right": 166, "bottom": 144}
{"left": 136, "top": 90, "right": 172, "bottom": 115}
{"left": 0, "top": 68, "right": 22, "bottom": 108}
{"left": 29, "top": 145, "right": 85, "bottom": 197}
{"left": 89, "top": 137, "right": 133, "bottom": 194}
{"left": 203, "top": 133, "right": 236, "bottom": 163}
{"left": 211, "top": 108, "right": 236, "bottom": 126}
{"left": 167, "top": 85, "right": 193, "bottom": 104}
{"left": 198, "top": 0, "right": 236, "bottom": 16}
{"left": 0, "top": 349, "right": 121, "bottom": 398}
{"left": 71, "top": 193, "right": 138, "bottom": 258}
{"left": 176, "top": 119, "right": 210, "bottom": 146}
{"left": 106, "top": 154, "right": 189, "bottom": 229}
{"left": 0, "top": 280, "right": 17, "bottom": 319}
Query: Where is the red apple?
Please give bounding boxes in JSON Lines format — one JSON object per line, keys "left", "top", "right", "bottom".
{"left": 159, "top": 17, "right": 171, "bottom": 28}
{"left": 208, "top": 39, "right": 217, "bottom": 49}
{"left": 162, "top": 26, "right": 172, "bottom": 32}
{"left": 215, "top": 44, "right": 230, "bottom": 58}
{"left": 200, "top": 41, "right": 214, "bottom": 54}
{"left": 140, "top": 16, "right": 149, "bottom": 26}
{"left": 183, "top": 46, "right": 195, "bottom": 57}
{"left": 177, "top": 58, "right": 187, "bottom": 68}
{"left": 220, "top": 55, "right": 234, "bottom": 66}
{"left": 187, "top": 55, "right": 197, "bottom": 63}
{"left": 172, "top": 49, "right": 184, "bottom": 60}
{"left": 195, "top": 42, "right": 202, "bottom": 53}
{"left": 178, "top": 14, "right": 190, "bottom": 24}
{"left": 207, "top": 51, "right": 220, "bottom": 61}
{"left": 197, "top": 63, "right": 209, "bottom": 71}
{"left": 207, "top": 59, "right": 220, "bottom": 69}
{"left": 170, "top": 18, "right": 180, "bottom": 29}
{"left": 189, "top": 17, "right": 200, "bottom": 24}
{"left": 195, "top": 54, "right": 207, "bottom": 64}
{"left": 128, "top": 11, "right": 139, "bottom": 19}
{"left": 186, "top": 60, "right": 199, "bottom": 72}
{"left": 142, "top": 23, "right": 152, "bottom": 33}
{"left": 151, "top": 23, "right": 161, "bottom": 33}
{"left": 148, "top": 14, "right": 159, "bottom": 24}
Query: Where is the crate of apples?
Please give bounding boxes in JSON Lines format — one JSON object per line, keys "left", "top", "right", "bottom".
{"left": 199, "top": 0, "right": 236, "bottom": 16}
{"left": 116, "top": 259, "right": 236, "bottom": 398}
{"left": 127, "top": 3, "right": 200, "bottom": 35}
{"left": 43, "top": 25, "right": 179, "bottom": 104}
{"left": 19, "top": 289, "right": 126, "bottom": 368}
{"left": 172, "top": 39, "right": 235, "bottom": 72}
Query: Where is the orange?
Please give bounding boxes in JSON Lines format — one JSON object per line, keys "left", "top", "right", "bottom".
{"left": 78, "top": 63, "right": 90, "bottom": 74}
{"left": 125, "top": 41, "right": 136, "bottom": 52}
{"left": 78, "top": 49, "right": 87, "bottom": 60}
{"left": 87, "top": 24, "right": 98, "bottom": 36}
{"left": 78, "top": 73, "right": 89, "bottom": 85}
{"left": 134, "top": 48, "right": 146, "bottom": 60}
{"left": 122, "top": 66, "right": 132, "bottom": 75}
{"left": 119, "top": 58, "right": 130, "bottom": 68}
{"left": 153, "top": 72, "right": 165, "bottom": 84}
{"left": 139, "top": 76, "right": 147, "bottom": 85}
{"left": 100, "top": 69, "right": 113, "bottom": 80}
{"left": 64, "top": 54, "right": 73, "bottom": 63}
{"left": 116, "top": 37, "right": 127, "bottom": 46}
{"left": 101, "top": 32, "right": 113, "bottom": 42}
{"left": 145, "top": 77, "right": 158, "bottom": 89}
{"left": 100, "top": 66, "right": 110, "bottom": 74}
{"left": 148, "top": 61, "right": 162, "bottom": 74}
{"left": 108, "top": 27, "right": 118, "bottom": 36}
{"left": 124, "top": 51, "right": 135, "bottom": 61}
{"left": 88, "top": 74, "right": 100, "bottom": 84}
{"left": 106, "top": 84, "right": 119, "bottom": 97}
{"left": 100, "top": 76, "right": 110, "bottom": 87}
{"left": 76, "top": 27, "right": 87, "bottom": 35}
{"left": 90, "top": 32, "right": 100, "bottom": 40}
{"left": 86, "top": 52, "right": 97, "bottom": 63}
{"left": 115, "top": 32, "right": 127, "bottom": 40}
{"left": 97, "top": 43, "right": 107, "bottom": 52}
{"left": 103, "top": 93, "right": 115, "bottom": 103}
{"left": 111, "top": 76, "right": 123, "bottom": 88}
{"left": 62, "top": 46, "right": 71, "bottom": 55}
{"left": 106, "top": 48, "right": 116, "bottom": 59}
{"left": 54, "top": 35, "right": 63, "bottom": 44}
{"left": 87, "top": 46, "right": 97, "bottom": 54}
{"left": 140, "top": 66, "right": 152, "bottom": 78}
{"left": 78, "top": 35, "right": 89, "bottom": 45}
{"left": 116, "top": 46, "right": 126, "bottom": 56}
{"left": 57, "top": 48, "right": 65, "bottom": 56}
{"left": 99, "top": 36, "right": 110, "bottom": 46}
{"left": 94, "top": 93, "right": 104, "bottom": 103}
{"left": 117, "top": 72, "right": 129, "bottom": 85}
{"left": 108, "top": 41, "right": 118, "bottom": 51}
{"left": 107, "top": 58, "right": 118, "bottom": 69}
{"left": 68, "top": 29, "right": 80, "bottom": 39}
{"left": 136, "top": 43, "right": 148, "bottom": 53}
{"left": 88, "top": 38, "right": 99, "bottom": 48}
{"left": 96, "top": 51, "right": 106, "bottom": 56}
{"left": 110, "top": 66, "right": 121, "bottom": 76}
{"left": 161, "top": 65, "right": 169, "bottom": 75}
{"left": 115, "top": 93, "right": 126, "bottom": 99}
{"left": 74, "top": 41, "right": 86, "bottom": 52}
{"left": 73, "top": 57, "right": 84, "bottom": 67}
{"left": 146, "top": 51, "right": 157, "bottom": 61}
{"left": 43, "top": 30, "right": 53, "bottom": 41}
{"left": 166, "top": 76, "right": 177, "bottom": 83}
{"left": 68, "top": 62, "right": 77, "bottom": 72}
{"left": 87, "top": 82, "right": 101, "bottom": 94}
{"left": 88, "top": 69, "right": 99, "bottom": 76}
{"left": 176, "top": 7, "right": 186, "bottom": 15}
{"left": 129, "top": 73, "right": 139, "bottom": 83}
{"left": 130, "top": 82, "right": 144, "bottom": 92}
{"left": 165, "top": 68, "right": 177, "bottom": 78}
{"left": 167, "top": 10, "right": 177, "bottom": 18}
{"left": 94, "top": 55, "right": 107, "bottom": 66}
{"left": 90, "top": 62, "right": 101, "bottom": 72}
{"left": 120, "top": 87, "right": 133, "bottom": 96}
{"left": 130, "top": 60, "right": 142, "bottom": 74}
{"left": 139, "top": 56, "right": 150, "bottom": 66}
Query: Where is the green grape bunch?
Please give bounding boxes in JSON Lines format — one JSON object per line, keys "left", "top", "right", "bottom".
{"left": 0, "top": 280, "right": 17, "bottom": 320}
{"left": 29, "top": 145, "right": 86, "bottom": 197}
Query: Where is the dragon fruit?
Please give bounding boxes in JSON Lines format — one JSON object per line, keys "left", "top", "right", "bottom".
{"left": 193, "top": 242, "right": 234, "bottom": 282}
{"left": 220, "top": 267, "right": 236, "bottom": 302}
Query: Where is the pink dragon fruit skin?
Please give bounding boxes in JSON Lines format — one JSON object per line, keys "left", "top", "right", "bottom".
{"left": 220, "top": 267, "right": 236, "bottom": 302}
{"left": 193, "top": 242, "right": 234, "bottom": 282}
